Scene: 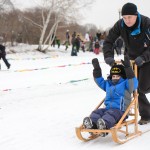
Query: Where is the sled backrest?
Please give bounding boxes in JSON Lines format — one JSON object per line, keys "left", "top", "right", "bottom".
{"left": 113, "top": 60, "right": 139, "bottom": 132}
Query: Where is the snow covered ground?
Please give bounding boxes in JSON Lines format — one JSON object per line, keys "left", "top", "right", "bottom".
{"left": 0, "top": 45, "right": 150, "bottom": 150}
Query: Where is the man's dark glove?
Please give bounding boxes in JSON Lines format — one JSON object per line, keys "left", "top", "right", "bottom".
{"left": 92, "top": 58, "right": 102, "bottom": 78}
{"left": 105, "top": 57, "right": 115, "bottom": 66}
{"left": 135, "top": 56, "right": 144, "bottom": 67}
{"left": 121, "top": 55, "right": 131, "bottom": 68}
{"left": 121, "top": 55, "right": 134, "bottom": 79}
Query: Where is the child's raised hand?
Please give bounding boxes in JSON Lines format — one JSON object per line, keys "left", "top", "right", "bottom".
{"left": 92, "top": 58, "right": 101, "bottom": 69}
{"left": 92, "top": 58, "right": 102, "bottom": 78}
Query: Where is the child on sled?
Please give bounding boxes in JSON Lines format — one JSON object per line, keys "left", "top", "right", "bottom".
{"left": 83, "top": 56, "right": 138, "bottom": 136}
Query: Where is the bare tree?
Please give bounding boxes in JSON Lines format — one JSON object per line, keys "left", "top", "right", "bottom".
{"left": 0, "top": 0, "right": 14, "bottom": 12}
{"left": 22, "top": 0, "right": 95, "bottom": 52}
{"left": 0, "top": 0, "right": 16, "bottom": 45}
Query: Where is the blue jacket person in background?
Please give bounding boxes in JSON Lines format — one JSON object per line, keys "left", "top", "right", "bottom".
{"left": 83, "top": 56, "right": 138, "bottom": 136}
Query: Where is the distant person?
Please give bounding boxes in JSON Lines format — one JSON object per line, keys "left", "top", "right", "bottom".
{"left": 84, "top": 32, "right": 90, "bottom": 51}
{"left": 66, "top": 30, "right": 70, "bottom": 45}
{"left": 51, "top": 34, "right": 56, "bottom": 47}
{"left": 81, "top": 41, "right": 85, "bottom": 52}
{"left": 71, "top": 35, "right": 81, "bottom": 54}
{"left": 65, "top": 40, "right": 69, "bottom": 51}
{"left": 71, "top": 31, "right": 76, "bottom": 45}
{"left": 0, "top": 44, "right": 11, "bottom": 69}
{"left": 96, "top": 30, "right": 101, "bottom": 41}
{"left": 89, "top": 34, "right": 94, "bottom": 52}
{"left": 94, "top": 40, "right": 100, "bottom": 55}
{"left": 56, "top": 37, "right": 61, "bottom": 49}
{"left": 76, "top": 35, "right": 81, "bottom": 52}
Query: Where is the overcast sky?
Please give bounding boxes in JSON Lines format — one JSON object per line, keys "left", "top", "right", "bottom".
{"left": 12, "top": 0, "right": 150, "bottom": 30}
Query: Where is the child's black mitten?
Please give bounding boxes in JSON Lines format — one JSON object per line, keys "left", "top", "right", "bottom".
{"left": 92, "top": 58, "right": 102, "bottom": 78}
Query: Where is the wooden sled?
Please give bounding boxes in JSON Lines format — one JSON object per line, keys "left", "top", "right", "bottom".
{"left": 75, "top": 62, "right": 142, "bottom": 144}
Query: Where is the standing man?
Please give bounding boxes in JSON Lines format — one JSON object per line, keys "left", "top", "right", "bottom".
{"left": 0, "top": 44, "right": 11, "bottom": 69}
{"left": 103, "top": 3, "right": 150, "bottom": 125}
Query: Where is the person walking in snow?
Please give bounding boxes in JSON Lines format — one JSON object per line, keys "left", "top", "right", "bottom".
{"left": 103, "top": 2, "right": 150, "bottom": 125}
{"left": 0, "top": 44, "right": 11, "bottom": 69}
{"left": 83, "top": 56, "right": 138, "bottom": 136}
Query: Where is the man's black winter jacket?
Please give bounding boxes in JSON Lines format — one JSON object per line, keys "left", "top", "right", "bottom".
{"left": 103, "top": 14, "right": 150, "bottom": 62}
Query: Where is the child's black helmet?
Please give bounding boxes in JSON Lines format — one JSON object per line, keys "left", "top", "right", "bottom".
{"left": 110, "top": 64, "right": 126, "bottom": 79}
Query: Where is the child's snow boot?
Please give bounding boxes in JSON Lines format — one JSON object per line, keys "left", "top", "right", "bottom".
{"left": 97, "top": 118, "right": 108, "bottom": 137}
{"left": 83, "top": 117, "right": 93, "bottom": 129}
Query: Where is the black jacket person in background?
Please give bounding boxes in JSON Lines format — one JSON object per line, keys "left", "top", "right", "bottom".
{"left": 0, "top": 44, "right": 11, "bottom": 69}
{"left": 103, "top": 3, "right": 150, "bottom": 125}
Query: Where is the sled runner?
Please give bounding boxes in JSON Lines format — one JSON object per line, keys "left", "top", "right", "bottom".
{"left": 75, "top": 61, "right": 144, "bottom": 144}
